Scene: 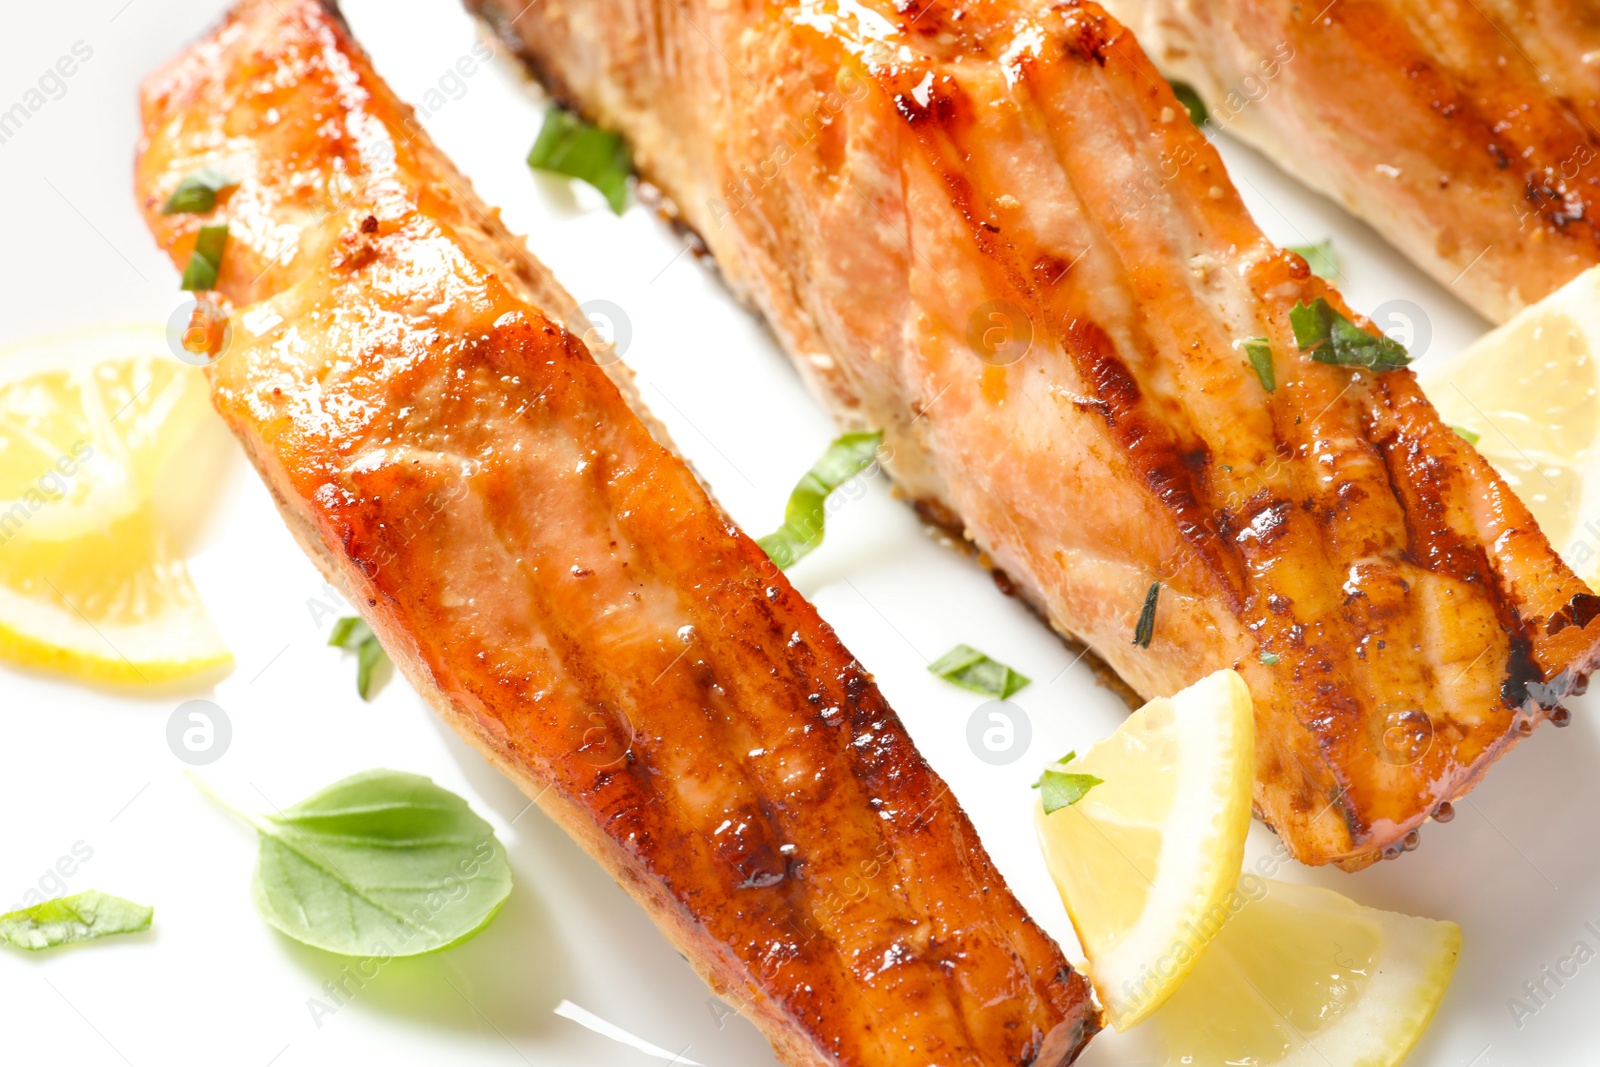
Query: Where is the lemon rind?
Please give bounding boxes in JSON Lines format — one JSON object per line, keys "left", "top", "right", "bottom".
{"left": 1041, "top": 669, "right": 1256, "bottom": 1030}
{"left": 0, "top": 326, "right": 228, "bottom": 684}
{"left": 1258, "top": 882, "right": 1462, "bottom": 1067}
{"left": 0, "top": 580, "right": 232, "bottom": 685}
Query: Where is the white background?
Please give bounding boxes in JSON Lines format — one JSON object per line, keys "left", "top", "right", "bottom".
{"left": 0, "top": 0, "right": 1594, "bottom": 1064}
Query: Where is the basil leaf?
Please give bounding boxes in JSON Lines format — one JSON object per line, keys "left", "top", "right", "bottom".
{"left": 1451, "top": 425, "right": 1481, "bottom": 446}
{"left": 330, "top": 616, "right": 389, "bottom": 700}
{"left": 328, "top": 616, "right": 372, "bottom": 649}
{"left": 1260, "top": 651, "right": 1280, "bottom": 665}
{"left": 1242, "top": 337, "right": 1275, "bottom": 392}
{"left": 180, "top": 223, "right": 229, "bottom": 291}
{"left": 356, "top": 638, "right": 386, "bottom": 699}
{"left": 0, "top": 890, "right": 152, "bottom": 951}
{"left": 758, "top": 430, "right": 883, "bottom": 569}
{"left": 1289, "top": 298, "right": 1410, "bottom": 373}
{"left": 1032, "top": 751, "right": 1078, "bottom": 787}
{"left": 1133, "top": 582, "right": 1160, "bottom": 648}
{"left": 1288, "top": 239, "right": 1337, "bottom": 280}
{"left": 161, "top": 166, "right": 237, "bottom": 215}
{"left": 527, "top": 107, "right": 631, "bottom": 215}
{"left": 1039, "top": 770, "right": 1103, "bottom": 814}
{"left": 1288, "top": 300, "right": 1325, "bottom": 350}
{"left": 1167, "top": 80, "right": 1207, "bottom": 127}
{"left": 928, "top": 644, "right": 1031, "bottom": 699}
{"left": 196, "top": 769, "right": 512, "bottom": 957}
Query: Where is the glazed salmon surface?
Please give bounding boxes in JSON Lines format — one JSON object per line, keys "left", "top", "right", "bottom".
{"left": 133, "top": 2, "right": 1100, "bottom": 1064}
{"left": 1099, "top": 0, "right": 1600, "bottom": 323}
{"left": 473, "top": 0, "right": 1600, "bottom": 869}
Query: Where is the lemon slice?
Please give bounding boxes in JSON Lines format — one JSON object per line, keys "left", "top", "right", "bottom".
{"left": 1420, "top": 265, "right": 1600, "bottom": 558}
{"left": 1035, "top": 668, "right": 1254, "bottom": 1028}
{"left": 1136, "top": 878, "right": 1461, "bottom": 1066}
{"left": 0, "top": 325, "right": 210, "bottom": 541}
{"left": 0, "top": 326, "right": 229, "bottom": 684}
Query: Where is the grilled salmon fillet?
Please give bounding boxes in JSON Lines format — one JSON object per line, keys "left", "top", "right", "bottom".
{"left": 1097, "top": 0, "right": 1600, "bottom": 323}
{"left": 133, "top": 2, "right": 1100, "bottom": 1063}
{"left": 474, "top": 0, "right": 1600, "bottom": 869}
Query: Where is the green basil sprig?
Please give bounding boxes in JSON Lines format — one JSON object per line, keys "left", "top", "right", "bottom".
{"left": 1290, "top": 297, "right": 1410, "bottom": 373}
{"left": 1033, "top": 752, "right": 1103, "bottom": 814}
{"left": 180, "top": 223, "right": 229, "bottom": 291}
{"left": 527, "top": 107, "right": 632, "bottom": 215}
{"left": 162, "top": 166, "right": 237, "bottom": 215}
{"left": 1242, "top": 337, "right": 1275, "bottom": 392}
{"left": 330, "top": 616, "right": 389, "bottom": 700}
{"left": 758, "top": 431, "right": 883, "bottom": 569}
{"left": 928, "top": 644, "right": 1031, "bottom": 699}
{"left": 1133, "top": 582, "right": 1160, "bottom": 648}
{"left": 0, "top": 890, "right": 152, "bottom": 951}
{"left": 193, "top": 769, "right": 512, "bottom": 957}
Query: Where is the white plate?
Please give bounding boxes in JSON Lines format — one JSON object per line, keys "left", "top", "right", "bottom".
{"left": 0, "top": 2, "right": 1590, "bottom": 1065}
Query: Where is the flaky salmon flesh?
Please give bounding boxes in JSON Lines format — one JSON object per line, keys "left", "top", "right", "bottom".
{"left": 475, "top": 0, "right": 1600, "bottom": 869}
{"left": 1099, "top": 0, "right": 1600, "bottom": 324}
{"left": 134, "top": 2, "right": 1100, "bottom": 1064}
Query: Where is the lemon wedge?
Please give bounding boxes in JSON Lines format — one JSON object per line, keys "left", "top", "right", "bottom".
{"left": 1420, "top": 265, "right": 1600, "bottom": 561}
{"left": 0, "top": 325, "right": 229, "bottom": 684}
{"left": 1132, "top": 878, "right": 1461, "bottom": 1066}
{"left": 1035, "top": 668, "right": 1254, "bottom": 1028}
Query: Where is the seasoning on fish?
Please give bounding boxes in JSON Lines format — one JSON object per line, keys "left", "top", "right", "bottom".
{"left": 471, "top": 0, "right": 1600, "bottom": 869}
{"left": 134, "top": 2, "right": 1100, "bottom": 1063}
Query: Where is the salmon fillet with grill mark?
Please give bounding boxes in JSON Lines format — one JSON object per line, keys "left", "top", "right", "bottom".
{"left": 1098, "top": 0, "right": 1600, "bottom": 323}
{"left": 133, "top": 2, "right": 1100, "bottom": 1063}
{"left": 471, "top": 0, "right": 1600, "bottom": 869}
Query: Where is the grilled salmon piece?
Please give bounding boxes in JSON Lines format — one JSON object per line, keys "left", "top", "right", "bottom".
{"left": 473, "top": 0, "right": 1600, "bottom": 869}
{"left": 1098, "top": 0, "right": 1600, "bottom": 323}
{"left": 133, "top": 2, "right": 1100, "bottom": 1063}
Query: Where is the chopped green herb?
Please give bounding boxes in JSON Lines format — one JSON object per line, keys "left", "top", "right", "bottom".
{"left": 329, "top": 615, "right": 389, "bottom": 700}
{"left": 161, "top": 166, "right": 238, "bottom": 215}
{"left": 1032, "top": 751, "right": 1078, "bottom": 787}
{"left": 357, "top": 638, "right": 385, "bottom": 698}
{"left": 1243, "top": 337, "right": 1275, "bottom": 392}
{"left": 0, "top": 890, "right": 152, "bottom": 952}
{"left": 1289, "top": 297, "right": 1411, "bottom": 373}
{"left": 1167, "top": 80, "right": 1208, "bottom": 127}
{"left": 1288, "top": 239, "right": 1338, "bottom": 280}
{"left": 1260, "top": 651, "right": 1280, "bottom": 665}
{"left": 928, "top": 644, "right": 1031, "bottom": 699}
{"left": 190, "top": 770, "right": 512, "bottom": 956}
{"left": 1039, "top": 769, "right": 1103, "bottom": 814}
{"left": 328, "top": 616, "right": 369, "bottom": 648}
{"left": 758, "top": 431, "right": 883, "bottom": 569}
{"left": 1133, "top": 582, "right": 1160, "bottom": 648}
{"left": 1033, "top": 752, "right": 1102, "bottom": 810}
{"left": 179, "top": 223, "right": 229, "bottom": 291}
{"left": 527, "top": 107, "right": 632, "bottom": 214}
{"left": 1451, "top": 425, "right": 1481, "bottom": 446}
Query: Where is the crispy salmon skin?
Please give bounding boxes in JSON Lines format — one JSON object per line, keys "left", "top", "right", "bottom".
{"left": 133, "top": 2, "right": 1100, "bottom": 1063}
{"left": 1100, "top": 0, "right": 1600, "bottom": 323}
{"left": 473, "top": 0, "right": 1600, "bottom": 868}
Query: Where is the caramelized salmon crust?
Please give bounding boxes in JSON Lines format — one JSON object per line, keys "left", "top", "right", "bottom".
{"left": 133, "top": 1, "right": 1100, "bottom": 1063}
{"left": 1100, "top": 0, "right": 1600, "bottom": 324}
{"left": 471, "top": 0, "right": 1600, "bottom": 869}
